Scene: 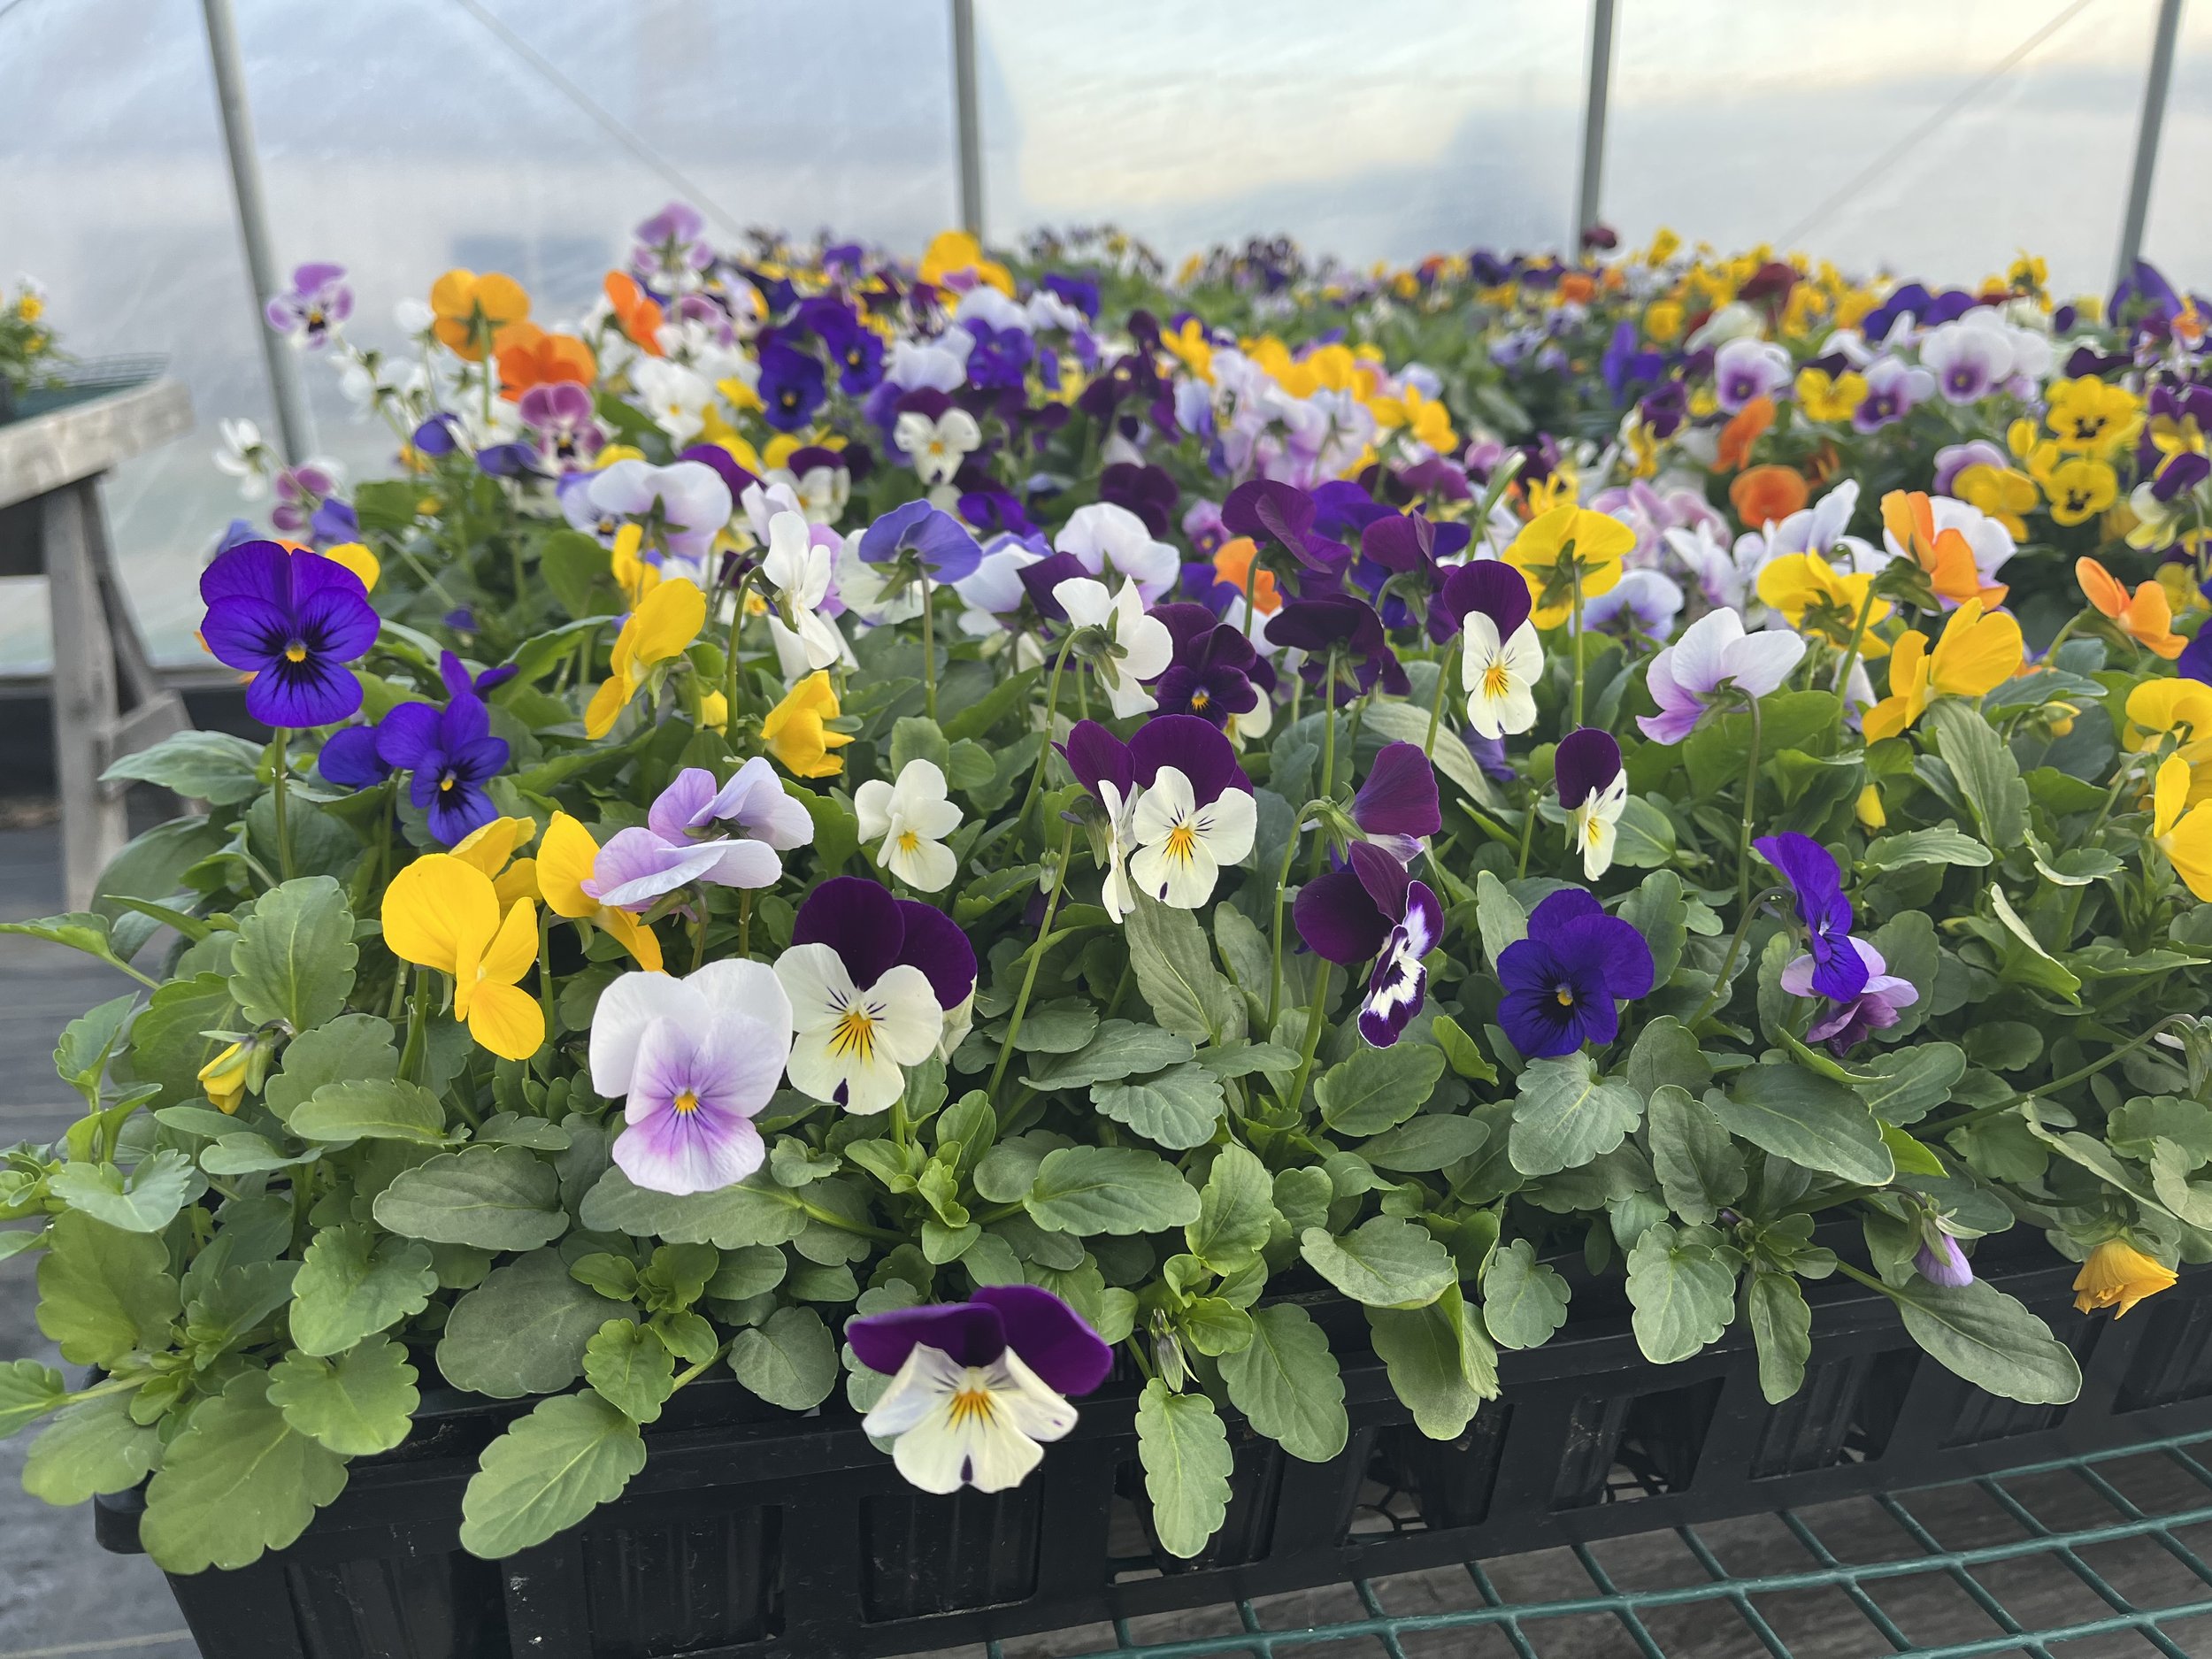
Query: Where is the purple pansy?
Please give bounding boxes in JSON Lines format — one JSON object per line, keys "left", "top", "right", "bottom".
{"left": 646, "top": 760, "right": 816, "bottom": 887}
{"left": 1915, "top": 1227, "right": 1974, "bottom": 1288}
{"left": 1221, "top": 478, "right": 1350, "bottom": 575}
{"left": 1494, "top": 889, "right": 1655, "bottom": 1059}
{"left": 199, "top": 541, "right": 380, "bottom": 728}
{"left": 1268, "top": 594, "right": 1409, "bottom": 703}
{"left": 1149, "top": 610, "right": 1261, "bottom": 727}
{"left": 757, "top": 335, "right": 827, "bottom": 432}
{"left": 1291, "top": 841, "right": 1443, "bottom": 1047}
{"left": 373, "top": 654, "right": 511, "bottom": 845}
{"left": 270, "top": 464, "right": 340, "bottom": 536}
{"left": 587, "top": 458, "right": 733, "bottom": 569}
{"left": 1755, "top": 833, "right": 1870, "bottom": 1003}
{"left": 1351, "top": 741, "right": 1441, "bottom": 864}
{"left": 858, "top": 499, "right": 984, "bottom": 584}
{"left": 265, "top": 262, "right": 352, "bottom": 349}
{"left": 518, "top": 381, "right": 604, "bottom": 472}
{"left": 1781, "top": 937, "right": 1917, "bottom": 1054}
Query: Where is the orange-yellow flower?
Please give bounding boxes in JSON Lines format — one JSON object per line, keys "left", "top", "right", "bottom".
{"left": 429, "top": 270, "right": 530, "bottom": 362}
{"left": 918, "top": 230, "right": 1014, "bottom": 296}
{"left": 1862, "top": 597, "right": 2025, "bottom": 741}
{"left": 536, "top": 812, "right": 663, "bottom": 972}
{"left": 495, "top": 325, "right": 595, "bottom": 400}
{"left": 1211, "top": 536, "right": 1280, "bottom": 616}
{"left": 2078, "top": 557, "right": 2185, "bottom": 657}
{"left": 1717, "top": 396, "right": 1774, "bottom": 471}
{"left": 761, "top": 670, "right": 853, "bottom": 779}
{"left": 381, "top": 856, "right": 544, "bottom": 1061}
{"left": 1881, "top": 490, "right": 2008, "bottom": 609}
{"left": 1504, "top": 504, "right": 1635, "bottom": 629}
{"left": 2073, "top": 1239, "right": 2177, "bottom": 1318}
{"left": 1729, "top": 465, "right": 1809, "bottom": 530}
{"left": 603, "top": 273, "right": 664, "bottom": 357}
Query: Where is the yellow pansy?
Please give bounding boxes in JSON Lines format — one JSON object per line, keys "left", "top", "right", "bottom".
{"left": 1503, "top": 504, "right": 1635, "bottom": 629}
{"left": 451, "top": 815, "right": 540, "bottom": 912}
{"left": 1644, "top": 299, "right": 1684, "bottom": 344}
{"left": 1861, "top": 598, "right": 2024, "bottom": 741}
{"left": 608, "top": 523, "right": 662, "bottom": 607}
{"left": 1795, "top": 367, "right": 1867, "bottom": 424}
{"left": 1755, "top": 552, "right": 1891, "bottom": 655}
{"left": 762, "top": 669, "right": 853, "bottom": 779}
{"left": 1855, "top": 784, "right": 1886, "bottom": 830}
{"left": 1370, "top": 383, "right": 1455, "bottom": 453}
{"left": 2045, "top": 377, "right": 2143, "bottom": 455}
{"left": 2046, "top": 457, "right": 2119, "bottom": 529}
{"left": 917, "top": 230, "right": 1013, "bottom": 296}
{"left": 2124, "top": 679, "right": 2212, "bottom": 769}
{"left": 2074, "top": 1238, "right": 2177, "bottom": 1317}
{"left": 698, "top": 689, "right": 729, "bottom": 734}
{"left": 197, "top": 1041, "right": 252, "bottom": 1113}
{"left": 584, "top": 578, "right": 706, "bottom": 739}
{"left": 1953, "top": 464, "right": 2039, "bottom": 541}
{"left": 382, "top": 856, "right": 544, "bottom": 1061}
{"left": 1160, "top": 318, "right": 1214, "bottom": 382}
{"left": 1645, "top": 227, "right": 1681, "bottom": 265}
{"left": 536, "top": 812, "right": 664, "bottom": 971}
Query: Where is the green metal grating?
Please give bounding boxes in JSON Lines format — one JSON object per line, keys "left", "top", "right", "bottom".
{"left": 991, "top": 1432, "right": 2212, "bottom": 1659}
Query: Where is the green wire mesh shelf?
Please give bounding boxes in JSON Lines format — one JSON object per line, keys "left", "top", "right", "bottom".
{"left": 980, "top": 1431, "right": 2212, "bottom": 1659}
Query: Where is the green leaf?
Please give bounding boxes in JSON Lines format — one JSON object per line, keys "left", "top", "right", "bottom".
{"left": 729, "top": 1306, "right": 837, "bottom": 1409}
{"left": 1027, "top": 1146, "right": 1201, "bottom": 1236}
{"left": 1473, "top": 871, "right": 1526, "bottom": 970}
{"left": 1024, "top": 1020, "right": 1195, "bottom": 1090}
{"left": 1135, "top": 1381, "right": 1234, "bottom": 1559}
{"left": 1367, "top": 1283, "right": 1498, "bottom": 1440}
{"left": 1863, "top": 825, "right": 1993, "bottom": 872}
{"left": 1686, "top": 691, "right": 1841, "bottom": 795}
{"left": 540, "top": 527, "right": 618, "bottom": 618}
{"left": 140, "top": 1372, "right": 349, "bottom": 1573}
{"left": 0, "top": 911, "right": 136, "bottom": 975}
{"left": 1617, "top": 872, "right": 1688, "bottom": 983}
{"left": 21, "top": 1392, "right": 159, "bottom": 1504}
{"left": 267, "top": 1335, "right": 419, "bottom": 1455}
{"left": 1432, "top": 1014, "right": 1497, "bottom": 1083}
{"left": 262, "top": 1013, "right": 398, "bottom": 1121}
{"left": 1889, "top": 1277, "right": 2082, "bottom": 1405}
{"left": 584, "top": 1319, "right": 676, "bottom": 1424}
{"left": 288, "top": 1224, "right": 438, "bottom": 1357}
{"left": 0, "top": 1357, "right": 68, "bottom": 1438}
{"left": 1186, "top": 1145, "right": 1278, "bottom": 1273}
{"left": 1301, "top": 1217, "right": 1456, "bottom": 1308}
{"left": 1706, "top": 1065, "right": 1894, "bottom": 1186}
{"left": 1218, "top": 1303, "right": 1348, "bottom": 1463}
{"left": 1881, "top": 1124, "right": 1947, "bottom": 1179}
{"left": 1747, "top": 1271, "right": 1812, "bottom": 1403}
{"left": 291, "top": 1078, "right": 451, "bottom": 1145}
{"left": 57, "top": 992, "right": 137, "bottom": 1102}
{"left": 373, "top": 1146, "right": 566, "bottom": 1250}
{"left": 1010, "top": 999, "right": 1098, "bottom": 1055}
{"left": 1509, "top": 1054, "right": 1644, "bottom": 1178}
{"left": 1851, "top": 1043, "right": 1967, "bottom": 1126}
{"left": 578, "top": 1166, "right": 806, "bottom": 1248}
{"left": 437, "top": 1248, "right": 625, "bottom": 1399}
{"left": 889, "top": 716, "right": 951, "bottom": 777}
{"left": 228, "top": 875, "right": 357, "bottom": 1032}
{"left": 119, "top": 972, "right": 234, "bottom": 1109}
{"left": 1125, "top": 895, "right": 1245, "bottom": 1044}
{"left": 35, "top": 1210, "right": 179, "bottom": 1364}
{"left": 1480, "top": 1239, "right": 1569, "bottom": 1350}
{"left": 101, "top": 730, "right": 266, "bottom": 804}
{"left": 941, "top": 664, "right": 1042, "bottom": 741}
{"left": 1625, "top": 1223, "right": 1737, "bottom": 1364}
{"left": 1626, "top": 1015, "right": 1712, "bottom": 1103}
{"left": 1092, "top": 1063, "right": 1225, "bottom": 1150}
{"left": 1926, "top": 700, "right": 2029, "bottom": 850}
{"left": 1212, "top": 902, "right": 1273, "bottom": 997}
{"left": 1645, "top": 1085, "right": 1745, "bottom": 1225}
{"left": 1315, "top": 1042, "right": 1447, "bottom": 1136}
{"left": 459, "top": 1392, "right": 647, "bottom": 1559}
{"left": 2110, "top": 1097, "right": 2212, "bottom": 1165}
{"left": 794, "top": 788, "right": 859, "bottom": 876}
{"left": 1611, "top": 794, "right": 1678, "bottom": 870}
{"left": 48, "top": 1149, "right": 200, "bottom": 1233}
{"left": 1356, "top": 1113, "right": 1488, "bottom": 1171}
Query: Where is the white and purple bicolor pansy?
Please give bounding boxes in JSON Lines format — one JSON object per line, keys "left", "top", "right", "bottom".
{"left": 585, "top": 761, "right": 818, "bottom": 910}
{"left": 1555, "top": 726, "right": 1627, "bottom": 880}
{"left": 589, "top": 960, "right": 794, "bottom": 1196}
{"left": 1292, "top": 841, "right": 1443, "bottom": 1048}
{"left": 849, "top": 1285, "right": 1113, "bottom": 1495}
{"left": 1443, "top": 562, "right": 1542, "bottom": 741}
{"left": 774, "top": 877, "right": 978, "bottom": 1114}
{"left": 1059, "top": 716, "right": 1255, "bottom": 919}
{"left": 1351, "top": 741, "right": 1441, "bottom": 865}
{"left": 1637, "top": 607, "right": 1806, "bottom": 746}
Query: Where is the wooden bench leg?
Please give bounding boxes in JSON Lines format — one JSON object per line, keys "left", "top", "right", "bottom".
{"left": 44, "top": 479, "right": 129, "bottom": 910}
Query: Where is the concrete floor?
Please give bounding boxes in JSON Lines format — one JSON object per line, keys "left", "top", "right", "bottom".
{"left": 2, "top": 814, "right": 2208, "bottom": 1659}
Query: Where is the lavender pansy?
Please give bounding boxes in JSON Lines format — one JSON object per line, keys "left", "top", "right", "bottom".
{"left": 587, "top": 458, "right": 733, "bottom": 569}
{"left": 1780, "top": 937, "right": 1917, "bottom": 1053}
{"left": 265, "top": 262, "right": 352, "bottom": 349}
{"left": 199, "top": 541, "right": 380, "bottom": 728}
{"left": 1495, "top": 889, "right": 1655, "bottom": 1059}
{"left": 1056, "top": 502, "right": 1181, "bottom": 605}
{"left": 1755, "top": 832, "right": 1870, "bottom": 1002}
{"left": 859, "top": 499, "right": 985, "bottom": 585}
{"left": 1638, "top": 607, "right": 1807, "bottom": 745}
{"left": 648, "top": 760, "right": 815, "bottom": 888}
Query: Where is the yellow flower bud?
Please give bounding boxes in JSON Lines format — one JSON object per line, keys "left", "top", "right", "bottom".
{"left": 2072, "top": 1240, "right": 2177, "bottom": 1318}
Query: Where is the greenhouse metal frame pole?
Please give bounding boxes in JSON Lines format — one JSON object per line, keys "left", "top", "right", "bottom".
{"left": 1572, "top": 0, "right": 1617, "bottom": 255}
{"left": 951, "top": 0, "right": 986, "bottom": 238}
{"left": 2115, "top": 0, "right": 2184, "bottom": 290}
{"left": 200, "top": 0, "right": 313, "bottom": 466}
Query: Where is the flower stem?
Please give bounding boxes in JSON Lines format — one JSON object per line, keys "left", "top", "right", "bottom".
{"left": 1688, "top": 883, "right": 1788, "bottom": 1027}
{"left": 1280, "top": 956, "right": 1334, "bottom": 1115}
{"left": 1424, "top": 646, "right": 1455, "bottom": 757}
{"left": 1267, "top": 796, "right": 1325, "bottom": 1028}
{"left": 920, "top": 576, "right": 938, "bottom": 723}
{"left": 270, "top": 731, "right": 296, "bottom": 882}
{"left": 1735, "top": 693, "right": 1763, "bottom": 915}
{"left": 988, "top": 819, "right": 1074, "bottom": 1097}
{"left": 1831, "top": 583, "right": 1878, "bottom": 698}
{"left": 1308, "top": 654, "right": 1340, "bottom": 880}
{"left": 1515, "top": 795, "right": 1535, "bottom": 878}
{"left": 537, "top": 906, "right": 556, "bottom": 1048}
{"left": 737, "top": 889, "right": 753, "bottom": 958}
{"left": 721, "top": 570, "right": 756, "bottom": 724}
{"left": 1932, "top": 1014, "right": 2195, "bottom": 1134}
{"left": 1015, "top": 634, "right": 1077, "bottom": 833}
{"left": 1569, "top": 568, "right": 1586, "bottom": 730}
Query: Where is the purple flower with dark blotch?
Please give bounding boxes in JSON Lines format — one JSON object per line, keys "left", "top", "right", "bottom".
{"left": 199, "top": 541, "right": 378, "bottom": 728}
{"left": 1915, "top": 1231, "right": 1973, "bottom": 1288}
{"left": 1293, "top": 842, "right": 1442, "bottom": 1046}
{"left": 1222, "top": 479, "right": 1349, "bottom": 573}
{"left": 679, "top": 442, "right": 759, "bottom": 504}
{"left": 1640, "top": 380, "right": 1688, "bottom": 439}
{"left": 1495, "top": 888, "right": 1655, "bottom": 1059}
{"left": 1352, "top": 742, "right": 1440, "bottom": 864}
{"left": 1150, "top": 618, "right": 1259, "bottom": 727}
{"left": 646, "top": 759, "right": 815, "bottom": 889}
{"left": 1434, "top": 558, "right": 1533, "bottom": 645}
{"left": 318, "top": 725, "right": 390, "bottom": 788}
{"left": 859, "top": 499, "right": 983, "bottom": 583}
{"left": 1638, "top": 607, "right": 1806, "bottom": 744}
{"left": 1853, "top": 357, "right": 1935, "bottom": 434}
{"left": 1782, "top": 937, "right": 1916, "bottom": 1054}
{"left": 959, "top": 486, "right": 1036, "bottom": 538}
{"left": 1100, "top": 463, "right": 1179, "bottom": 539}
{"left": 269, "top": 464, "right": 339, "bottom": 535}
{"left": 1933, "top": 440, "right": 2008, "bottom": 496}
{"left": 849, "top": 1285, "right": 1111, "bottom": 1494}
{"left": 519, "top": 381, "right": 604, "bottom": 471}
{"left": 1755, "top": 832, "right": 1869, "bottom": 1002}
{"left": 1268, "top": 594, "right": 1409, "bottom": 703}
{"left": 800, "top": 298, "right": 887, "bottom": 394}
{"left": 962, "top": 320, "right": 1033, "bottom": 392}
{"left": 1712, "top": 339, "right": 1791, "bottom": 413}
{"left": 757, "top": 336, "right": 827, "bottom": 432}
{"left": 265, "top": 262, "right": 351, "bottom": 349}
{"left": 374, "top": 675, "right": 509, "bottom": 847}
{"left": 628, "top": 201, "right": 710, "bottom": 288}
{"left": 1921, "top": 319, "right": 2010, "bottom": 404}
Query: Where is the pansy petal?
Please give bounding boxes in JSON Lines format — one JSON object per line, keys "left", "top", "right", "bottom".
{"left": 1294, "top": 869, "right": 1392, "bottom": 965}
{"left": 1352, "top": 742, "right": 1441, "bottom": 844}
{"left": 791, "top": 876, "right": 905, "bottom": 989}
{"left": 972, "top": 1284, "right": 1113, "bottom": 1395}
{"left": 849, "top": 1303, "right": 1007, "bottom": 1378}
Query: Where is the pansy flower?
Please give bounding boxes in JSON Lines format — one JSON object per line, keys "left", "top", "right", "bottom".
{"left": 585, "top": 579, "right": 707, "bottom": 740}
{"left": 2077, "top": 557, "right": 2185, "bottom": 658}
{"left": 373, "top": 653, "right": 511, "bottom": 845}
{"left": 1220, "top": 478, "right": 1350, "bottom": 578}
{"left": 1860, "top": 598, "right": 2024, "bottom": 741}
{"left": 893, "top": 406, "right": 982, "bottom": 487}
{"left": 1060, "top": 717, "right": 1254, "bottom": 918}
{"left": 589, "top": 961, "right": 795, "bottom": 1195}
{"left": 762, "top": 670, "right": 854, "bottom": 778}
{"left": 2152, "top": 755, "right": 2212, "bottom": 902}
{"left": 1056, "top": 577, "right": 1174, "bottom": 718}
{"left": 1638, "top": 607, "right": 1806, "bottom": 745}
{"left": 1148, "top": 606, "right": 1262, "bottom": 728}
{"left": 849, "top": 1286, "right": 1112, "bottom": 1494}
{"left": 1268, "top": 594, "right": 1409, "bottom": 704}
{"left": 1781, "top": 936, "right": 1918, "bottom": 1054}
{"left": 1444, "top": 561, "right": 1541, "bottom": 740}
{"left": 1494, "top": 889, "right": 1654, "bottom": 1059}
{"left": 1293, "top": 841, "right": 1442, "bottom": 1047}
{"left": 775, "top": 878, "right": 977, "bottom": 1113}
{"left": 538, "top": 812, "right": 665, "bottom": 971}
{"left": 1754, "top": 832, "right": 1868, "bottom": 1002}
{"left": 859, "top": 499, "right": 985, "bottom": 587}
{"left": 1555, "top": 727, "right": 1626, "bottom": 880}
{"left": 1350, "top": 741, "right": 1440, "bottom": 864}
{"left": 588, "top": 458, "right": 733, "bottom": 572}
{"left": 1056, "top": 503, "right": 1183, "bottom": 605}
{"left": 199, "top": 541, "right": 380, "bottom": 728}
{"left": 382, "top": 855, "right": 543, "bottom": 1060}
{"left": 265, "top": 262, "right": 351, "bottom": 349}
{"left": 757, "top": 336, "right": 827, "bottom": 432}
{"left": 429, "top": 268, "right": 529, "bottom": 361}
{"left": 518, "top": 381, "right": 603, "bottom": 472}
{"left": 2072, "top": 1239, "right": 2177, "bottom": 1318}
{"left": 855, "top": 760, "right": 963, "bottom": 892}
{"left": 1504, "top": 504, "right": 1636, "bottom": 630}
{"left": 648, "top": 760, "right": 815, "bottom": 888}
{"left": 761, "top": 510, "right": 845, "bottom": 672}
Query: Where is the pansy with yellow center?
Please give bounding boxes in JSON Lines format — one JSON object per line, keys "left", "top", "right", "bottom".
{"left": 2047, "top": 457, "right": 2120, "bottom": 527}
{"left": 536, "top": 811, "right": 664, "bottom": 972}
{"left": 381, "top": 855, "right": 543, "bottom": 1061}
{"left": 2045, "top": 377, "right": 2143, "bottom": 455}
{"left": 1754, "top": 551, "right": 1891, "bottom": 657}
{"left": 1861, "top": 597, "right": 2024, "bottom": 741}
{"left": 1503, "top": 503, "right": 1635, "bottom": 630}
{"left": 584, "top": 577, "right": 704, "bottom": 739}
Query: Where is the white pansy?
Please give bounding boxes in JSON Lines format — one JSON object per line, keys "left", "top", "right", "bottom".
{"left": 861, "top": 1343, "right": 1078, "bottom": 1494}
{"left": 632, "top": 356, "right": 711, "bottom": 445}
{"left": 893, "top": 408, "right": 982, "bottom": 487}
{"left": 761, "top": 511, "right": 845, "bottom": 672}
{"left": 214, "top": 418, "right": 272, "bottom": 501}
{"left": 1127, "top": 768, "right": 1256, "bottom": 910}
{"left": 1053, "top": 577, "right": 1171, "bottom": 718}
{"left": 1461, "top": 613, "right": 1543, "bottom": 739}
{"left": 774, "top": 945, "right": 943, "bottom": 1115}
{"left": 855, "top": 759, "right": 963, "bottom": 893}
{"left": 1571, "top": 772, "right": 1629, "bottom": 879}
{"left": 1055, "top": 502, "right": 1180, "bottom": 603}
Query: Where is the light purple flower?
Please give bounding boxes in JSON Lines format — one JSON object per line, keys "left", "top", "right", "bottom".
{"left": 265, "top": 263, "right": 352, "bottom": 349}
{"left": 1919, "top": 319, "right": 2010, "bottom": 404}
{"left": 1916, "top": 1232, "right": 1974, "bottom": 1288}
{"left": 1583, "top": 568, "right": 1685, "bottom": 641}
{"left": 649, "top": 760, "right": 815, "bottom": 888}
{"left": 518, "top": 381, "right": 604, "bottom": 472}
{"left": 589, "top": 961, "right": 793, "bottom": 1195}
{"left": 587, "top": 458, "right": 733, "bottom": 568}
{"left": 630, "top": 201, "right": 712, "bottom": 289}
{"left": 1712, "top": 338, "right": 1792, "bottom": 413}
{"left": 1853, "top": 357, "right": 1936, "bottom": 434}
{"left": 582, "top": 828, "right": 736, "bottom": 912}
{"left": 1639, "top": 607, "right": 1807, "bottom": 744}
{"left": 1780, "top": 937, "right": 1919, "bottom": 1054}
{"left": 270, "top": 462, "right": 342, "bottom": 536}
{"left": 1932, "top": 440, "right": 2008, "bottom": 497}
